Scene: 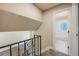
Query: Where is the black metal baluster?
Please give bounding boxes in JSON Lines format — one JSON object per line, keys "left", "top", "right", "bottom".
{"left": 35, "top": 35, "right": 38, "bottom": 56}
{"left": 24, "top": 41, "right": 26, "bottom": 56}
{"left": 27, "top": 50, "right": 29, "bottom": 56}
{"left": 37, "top": 36, "right": 39, "bottom": 56}
{"left": 32, "top": 38, "right": 34, "bottom": 56}
{"left": 26, "top": 42, "right": 29, "bottom": 56}
{"left": 18, "top": 43, "right": 20, "bottom": 56}
{"left": 34, "top": 35, "right": 36, "bottom": 56}
{"left": 39, "top": 36, "right": 41, "bottom": 56}
{"left": 34, "top": 35, "right": 39, "bottom": 56}
{"left": 10, "top": 45, "right": 12, "bottom": 56}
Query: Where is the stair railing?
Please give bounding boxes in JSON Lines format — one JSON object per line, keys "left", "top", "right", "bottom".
{"left": 0, "top": 35, "right": 41, "bottom": 56}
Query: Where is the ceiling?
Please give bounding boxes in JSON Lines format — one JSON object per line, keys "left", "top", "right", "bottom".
{"left": 34, "top": 3, "right": 61, "bottom": 11}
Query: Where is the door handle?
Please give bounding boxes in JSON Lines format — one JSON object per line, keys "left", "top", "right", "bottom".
{"left": 76, "top": 34, "right": 78, "bottom": 36}
{"left": 67, "top": 46, "right": 69, "bottom": 49}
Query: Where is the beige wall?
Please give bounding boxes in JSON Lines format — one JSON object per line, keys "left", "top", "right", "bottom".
{"left": 0, "top": 3, "right": 43, "bottom": 21}
{"left": 35, "top": 4, "right": 72, "bottom": 53}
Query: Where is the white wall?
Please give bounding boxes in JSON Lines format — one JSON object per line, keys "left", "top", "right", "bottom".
{"left": 0, "top": 3, "right": 43, "bottom": 21}
{"left": 35, "top": 10, "right": 52, "bottom": 53}
{"left": 0, "top": 31, "right": 34, "bottom": 52}
{"left": 0, "top": 31, "right": 32, "bottom": 47}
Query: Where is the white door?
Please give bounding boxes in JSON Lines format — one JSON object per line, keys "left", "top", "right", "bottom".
{"left": 52, "top": 9, "right": 71, "bottom": 55}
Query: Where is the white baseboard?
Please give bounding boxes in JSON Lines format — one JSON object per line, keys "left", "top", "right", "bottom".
{"left": 41, "top": 47, "right": 51, "bottom": 54}
{"left": 50, "top": 47, "right": 55, "bottom": 50}
{"left": 50, "top": 47, "right": 69, "bottom": 55}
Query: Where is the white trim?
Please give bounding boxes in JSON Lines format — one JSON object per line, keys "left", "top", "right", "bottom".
{"left": 51, "top": 7, "right": 72, "bottom": 56}
{"left": 41, "top": 47, "right": 51, "bottom": 54}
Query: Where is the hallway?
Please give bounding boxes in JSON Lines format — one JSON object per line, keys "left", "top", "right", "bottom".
{"left": 0, "top": 3, "right": 78, "bottom": 56}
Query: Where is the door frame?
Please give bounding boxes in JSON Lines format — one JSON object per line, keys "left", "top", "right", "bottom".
{"left": 51, "top": 7, "right": 72, "bottom": 55}
{"left": 70, "top": 3, "right": 78, "bottom": 56}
